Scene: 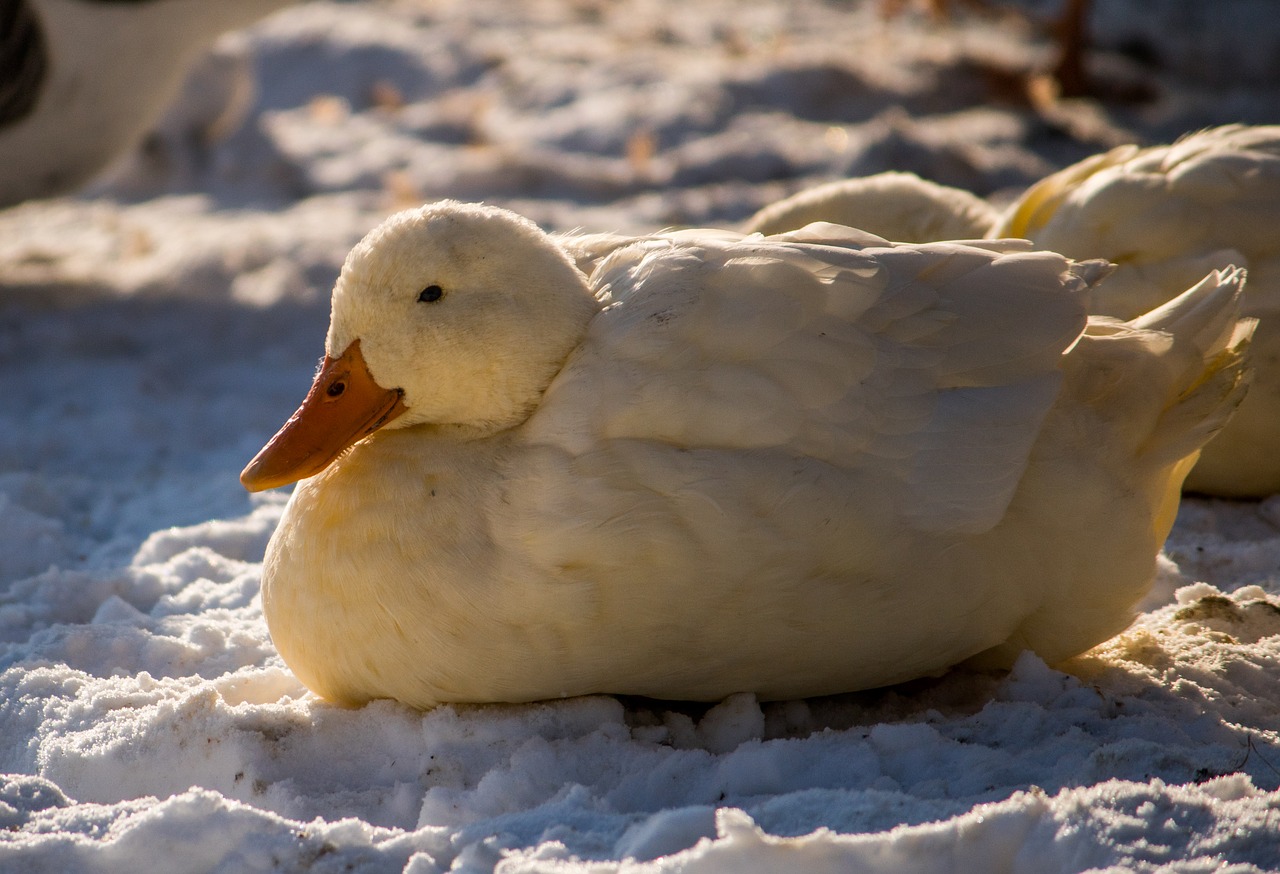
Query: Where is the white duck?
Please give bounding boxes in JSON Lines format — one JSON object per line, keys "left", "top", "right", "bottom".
{"left": 241, "top": 201, "right": 1251, "bottom": 709}
{"left": 991, "top": 125, "right": 1280, "bottom": 497}
{"left": 742, "top": 172, "right": 998, "bottom": 242}
{"left": 0, "top": 0, "right": 292, "bottom": 207}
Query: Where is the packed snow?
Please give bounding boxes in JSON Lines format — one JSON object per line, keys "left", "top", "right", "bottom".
{"left": 4, "top": 0, "right": 1280, "bottom": 870}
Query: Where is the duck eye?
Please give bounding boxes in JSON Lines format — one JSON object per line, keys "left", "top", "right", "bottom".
{"left": 418, "top": 284, "right": 444, "bottom": 303}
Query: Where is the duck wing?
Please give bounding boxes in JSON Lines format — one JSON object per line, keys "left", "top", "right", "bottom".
{"left": 528, "top": 225, "right": 1097, "bottom": 535}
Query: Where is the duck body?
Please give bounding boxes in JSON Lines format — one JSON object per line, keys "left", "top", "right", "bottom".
{"left": 266, "top": 410, "right": 1181, "bottom": 708}
{"left": 246, "top": 203, "right": 1251, "bottom": 709}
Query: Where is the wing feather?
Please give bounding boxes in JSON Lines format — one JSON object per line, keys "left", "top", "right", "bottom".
{"left": 527, "top": 230, "right": 1091, "bottom": 534}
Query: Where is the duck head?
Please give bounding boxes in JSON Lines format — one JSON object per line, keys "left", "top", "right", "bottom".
{"left": 240, "top": 201, "right": 601, "bottom": 491}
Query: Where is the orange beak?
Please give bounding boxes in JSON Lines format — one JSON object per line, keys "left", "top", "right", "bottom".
{"left": 240, "top": 339, "right": 407, "bottom": 492}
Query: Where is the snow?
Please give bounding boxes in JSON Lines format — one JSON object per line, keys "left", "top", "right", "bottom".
{"left": 3, "top": 0, "right": 1280, "bottom": 870}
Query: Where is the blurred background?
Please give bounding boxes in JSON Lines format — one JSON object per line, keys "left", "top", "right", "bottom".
{"left": 9, "top": 0, "right": 1280, "bottom": 227}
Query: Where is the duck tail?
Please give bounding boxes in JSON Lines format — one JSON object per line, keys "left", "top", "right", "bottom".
{"left": 1130, "top": 266, "right": 1255, "bottom": 466}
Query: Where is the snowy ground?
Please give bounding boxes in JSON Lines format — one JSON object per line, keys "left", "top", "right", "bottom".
{"left": 4, "top": 1, "right": 1280, "bottom": 870}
